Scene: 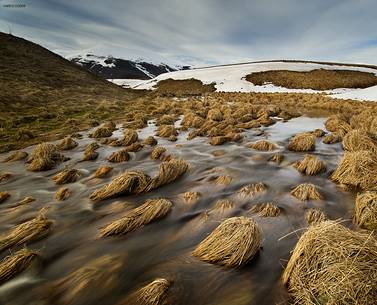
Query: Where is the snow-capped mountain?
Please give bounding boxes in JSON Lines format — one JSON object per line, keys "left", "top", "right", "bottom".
{"left": 69, "top": 53, "right": 190, "bottom": 80}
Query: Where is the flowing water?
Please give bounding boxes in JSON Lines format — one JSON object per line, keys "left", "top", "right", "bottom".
{"left": 0, "top": 115, "right": 355, "bottom": 305}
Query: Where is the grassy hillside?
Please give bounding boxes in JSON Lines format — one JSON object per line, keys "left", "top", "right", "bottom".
{"left": 0, "top": 32, "right": 145, "bottom": 152}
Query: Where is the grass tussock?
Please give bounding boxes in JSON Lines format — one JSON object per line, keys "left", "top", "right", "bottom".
{"left": 27, "top": 143, "right": 66, "bottom": 171}
{"left": 107, "top": 150, "right": 130, "bottom": 163}
{"left": 323, "top": 133, "right": 342, "bottom": 144}
{"left": 183, "top": 191, "right": 201, "bottom": 203}
{"left": 52, "top": 168, "right": 80, "bottom": 184}
{"left": 238, "top": 182, "right": 267, "bottom": 199}
{"left": 288, "top": 133, "right": 316, "bottom": 152}
{"left": 94, "top": 165, "right": 113, "bottom": 178}
{"left": 293, "top": 154, "right": 326, "bottom": 175}
{"left": 0, "top": 248, "right": 38, "bottom": 284}
{"left": 124, "top": 142, "right": 144, "bottom": 152}
{"left": 207, "top": 109, "right": 223, "bottom": 121}
{"left": 305, "top": 208, "right": 327, "bottom": 225}
{"left": 209, "top": 136, "right": 229, "bottom": 146}
{"left": 14, "top": 196, "right": 35, "bottom": 205}
{"left": 89, "top": 126, "right": 113, "bottom": 138}
{"left": 81, "top": 142, "right": 99, "bottom": 161}
{"left": 156, "top": 114, "right": 176, "bottom": 126}
{"left": 282, "top": 220, "right": 377, "bottom": 305}
{"left": 156, "top": 125, "right": 178, "bottom": 138}
{"left": 269, "top": 154, "right": 284, "bottom": 164}
{"left": 249, "top": 140, "right": 278, "bottom": 151}
{"left": 3, "top": 151, "right": 28, "bottom": 162}
{"left": 331, "top": 150, "right": 377, "bottom": 190}
{"left": 56, "top": 136, "right": 78, "bottom": 150}
{"left": 0, "top": 211, "right": 52, "bottom": 252}
{"left": 213, "top": 175, "right": 233, "bottom": 185}
{"left": 311, "top": 129, "right": 326, "bottom": 137}
{"left": 342, "top": 129, "right": 377, "bottom": 153}
{"left": 0, "top": 191, "right": 10, "bottom": 204}
{"left": 122, "top": 129, "right": 139, "bottom": 146}
{"left": 249, "top": 202, "right": 280, "bottom": 217}
{"left": 133, "top": 278, "right": 171, "bottom": 305}
{"left": 354, "top": 191, "right": 377, "bottom": 230}
{"left": 151, "top": 146, "right": 167, "bottom": 160}
{"left": 143, "top": 136, "right": 158, "bottom": 146}
{"left": 0, "top": 172, "right": 12, "bottom": 183}
{"left": 324, "top": 115, "right": 352, "bottom": 136}
{"left": 192, "top": 216, "right": 262, "bottom": 268}
{"left": 55, "top": 187, "right": 71, "bottom": 201}
{"left": 246, "top": 69, "right": 377, "bottom": 90}
{"left": 291, "top": 183, "right": 322, "bottom": 201}
{"left": 209, "top": 199, "right": 234, "bottom": 214}
{"left": 100, "top": 199, "right": 172, "bottom": 237}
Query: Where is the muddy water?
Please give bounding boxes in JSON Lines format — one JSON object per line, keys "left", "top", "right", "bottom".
{"left": 0, "top": 115, "right": 355, "bottom": 305}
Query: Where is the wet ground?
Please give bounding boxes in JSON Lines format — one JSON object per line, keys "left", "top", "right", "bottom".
{"left": 0, "top": 115, "right": 355, "bottom": 305}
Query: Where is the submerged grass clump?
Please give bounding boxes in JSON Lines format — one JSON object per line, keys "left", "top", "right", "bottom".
{"left": 3, "top": 151, "right": 28, "bottom": 162}
{"left": 0, "top": 248, "right": 38, "bottom": 285}
{"left": 293, "top": 154, "right": 326, "bottom": 175}
{"left": 249, "top": 140, "right": 278, "bottom": 151}
{"left": 57, "top": 136, "right": 78, "bottom": 150}
{"left": 213, "top": 175, "right": 233, "bottom": 185}
{"left": 290, "top": 183, "right": 322, "bottom": 201}
{"left": 55, "top": 187, "right": 71, "bottom": 201}
{"left": 354, "top": 191, "right": 377, "bottom": 230}
{"left": 237, "top": 182, "right": 267, "bottom": 199}
{"left": 269, "top": 154, "right": 284, "bottom": 164}
{"left": 183, "top": 191, "right": 201, "bottom": 203}
{"left": 0, "top": 211, "right": 52, "bottom": 252}
{"left": 192, "top": 216, "right": 262, "bottom": 268}
{"left": 288, "top": 133, "right": 316, "bottom": 152}
{"left": 52, "top": 168, "right": 80, "bottom": 184}
{"left": 0, "top": 172, "right": 12, "bottom": 183}
{"left": 282, "top": 220, "right": 377, "bottom": 305}
{"left": 305, "top": 208, "right": 327, "bottom": 225}
{"left": 0, "top": 191, "right": 10, "bottom": 204}
{"left": 94, "top": 165, "right": 113, "bottom": 178}
{"left": 249, "top": 202, "right": 280, "bottom": 217}
{"left": 100, "top": 199, "right": 172, "bottom": 237}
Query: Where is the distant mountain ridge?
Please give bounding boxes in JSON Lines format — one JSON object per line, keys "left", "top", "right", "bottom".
{"left": 69, "top": 53, "right": 190, "bottom": 79}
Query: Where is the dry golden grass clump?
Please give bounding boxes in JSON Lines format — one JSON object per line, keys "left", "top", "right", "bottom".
{"left": 209, "top": 136, "right": 229, "bottom": 146}
{"left": 27, "top": 143, "right": 66, "bottom": 171}
{"left": 311, "top": 128, "right": 326, "bottom": 137}
{"left": 107, "top": 150, "right": 130, "bottom": 163}
{"left": 192, "top": 216, "right": 261, "bottom": 267}
{"left": 0, "top": 211, "right": 52, "bottom": 252}
{"left": 282, "top": 220, "right": 377, "bottom": 305}
{"left": 156, "top": 125, "right": 178, "bottom": 138}
{"left": 290, "top": 183, "right": 322, "bottom": 201}
{"left": 213, "top": 175, "right": 233, "bottom": 185}
{"left": 52, "top": 168, "right": 80, "bottom": 184}
{"left": 279, "top": 110, "right": 297, "bottom": 121}
{"left": 151, "top": 146, "right": 167, "bottom": 160}
{"left": 102, "top": 121, "right": 117, "bottom": 130}
{"left": 269, "top": 154, "right": 284, "bottom": 164}
{"left": 322, "top": 132, "right": 342, "bottom": 144}
{"left": 0, "top": 191, "right": 10, "bottom": 204}
{"left": 342, "top": 129, "right": 377, "bottom": 153}
{"left": 3, "top": 150, "right": 28, "bottom": 162}
{"left": 156, "top": 114, "right": 176, "bottom": 126}
{"left": 168, "top": 135, "right": 177, "bottom": 142}
{"left": 143, "top": 136, "right": 158, "bottom": 146}
{"left": 131, "top": 278, "right": 171, "bottom": 305}
{"left": 331, "top": 150, "right": 377, "bottom": 190}
{"left": 56, "top": 136, "right": 78, "bottom": 150}
{"left": 288, "top": 133, "right": 316, "bottom": 152}
{"left": 305, "top": 208, "right": 327, "bottom": 225}
{"left": 350, "top": 110, "right": 375, "bottom": 131}
{"left": 183, "top": 191, "right": 201, "bottom": 203}
{"left": 94, "top": 165, "right": 113, "bottom": 178}
{"left": 89, "top": 126, "right": 113, "bottom": 138}
{"left": 0, "top": 248, "right": 38, "bottom": 285}
{"left": 51, "top": 255, "right": 122, "bottom": 304}
{"left": 81, "top": 142, "right": 99, "bottom": 161}
{"left": 100, "top": 199, "right": 172, "bottom": 237}
{"left": 354, "top": 191, "right": 377, "bottom": 230}
{"left": 55, "top": 187, "right": 71, "bottom": 201}
{"left": 0, "top": 172, "right": 12, "bottom": 183}
{"left": 249, "top": 140, "right": 278, "bottom": 151}
{"left": 238, "top": 182, "right": 267, "bottom": 199}
{"left": 122, "top": 129, "right": 139, "bottom": 146}
{"left": 207, "top": 109, "right": 224, "bottom": 121}
{"left": 209, "top": 199, "right": 234, "bottom": 215}
{"left": 124, "top": 142, "right": 144, "bottom": 152}
{"left": 249, "top": 202, "right": 280, "bottom": 217}
{"left": 293, "top": 154, "right": 326, "bottom": 175}
{"left": 181, "top": 112, "right": 205, "bottom": 128}
{"left": 324, "top": 115, "right": 352, "bottom": 136}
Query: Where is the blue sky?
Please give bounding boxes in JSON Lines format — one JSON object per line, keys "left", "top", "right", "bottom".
{"left": 1, "top": 0, "right": 377, "bottom": 66}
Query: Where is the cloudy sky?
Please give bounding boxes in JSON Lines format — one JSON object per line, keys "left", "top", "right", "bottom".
{"left": 1, "top": 0, "right": 377, "bottom": 66}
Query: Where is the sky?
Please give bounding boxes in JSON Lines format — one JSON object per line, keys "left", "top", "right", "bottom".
{"left": 1, "top": 0, "right": 377, "bottom": 67}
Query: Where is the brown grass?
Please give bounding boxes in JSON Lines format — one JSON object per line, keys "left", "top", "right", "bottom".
{"left": 132, "top": 278, "right": 171, "bottom": 305}
{"left": 342, "top": 129, "right": 377, "bottom": 153}
{"left": 56, "top": 136, "right": 78, "bottom": 150}
{"left": 354, "top": 191, "right": 377, "bottom": 230}
{"left": 107, "top": 150, "right": 130, "bottom": 163}
{"left": 0, "top": 211, "right": 52, "bottom": 252}
{"left": 282, "top": 220, "right": 377, "bottom": 305}
{"left": 155, "top": 78, "right": 216, "bottom": 96}
{"left": 323, "top": 133, "right": 342, "bottom": 144}
{"left": 156, "top": 114, "right": 176, "bottom": 126}
{"left": 249, "top": 140, "right": 278, "bottom": 151}
{"left": 14, "top": 196, "right": 35, "bottom": 205}
{"left": 3, "top": 151, "right": 28, "bottom": 162}
{"left": 324, "top": 115, "right": 352, "bottom": 136}
{"left": 213, "top": 175, "right": 233, "bottom": 185}
{"left": 122, "top": 129, "right": 139, "bottom": 146}
{"left": 0, "top": 171, "right": 11, "bottom": 183}
{"left": 269, "top": 154, "right": 284, "bottom": 164}
{"left": 151, "top": 146, "right": 167, "bottom": 160}
{"left": 209, "top": 136, "right": 229, "bottom": 146}
{"left": 55, "top": 187, "right": 71, "bottom": 201}
{"left": 52, "top": 168, "right": 80, "bottom": 184}
{"left": 143, "top": 136, "right": 158, "bottom": 146}
{"left": 94, "top": 165, "right": 113, "bottom": 178}
{"left": 305, "top": 208, "right": 327, "bottom": 225}
{"left": 124, "top": 142, "right": 144, "bottom": 152}
{"left": 246, "top": 69, "right": 377, "bottom": 90}
{"left": 27, "top": 142, "right": 67, "bottom": 171}
{"left": 249, "top": 202, "right": 280, "bottom": 217}
{"left": 0, "top": 191, "right": 10, "bottom": 204}
{"left": 0, "top": 248, "right": 38, "bottom": 284}
{"left": 288, "top": 133, "right": 316, "bottom": 152}
{"left": 207, "top": 109, "right": 223, "bottom": 121}
{"left": 89, "top": 126, "right": 113, "bottom": 138}
{"left": 293, "top": 154, "right": 326, "bottom": 175}
{"left": 100, "top": 199, "right": 172, "bottom": 237}
{"left": 237, "top": 182, "right": 267, "bottom": 199}
{"left": 192, "top": 216, "right": 262, "bottom": 268}
{"left": 208, "top": 199, "right": 234, "bottom": 215}
{"left": 331, "top": 150, "right": 377, "bottom": 190}
{"left": 81, "top": 142, "right": 99, "bottom": 161}
{"left": 183, "top": 191, "right": 201, "bottom": 203}
{"left": 156, "top": 125, "right": 178, "bottom": 138}
{"left": 290, "top": 183, "right": 322, "bottom": 201}
{"left": 311, "top": 128, "right": 326, "bottom": 137}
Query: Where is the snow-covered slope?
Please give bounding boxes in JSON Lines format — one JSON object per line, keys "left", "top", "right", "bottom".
{"left": 133, "top": 61, "right": 377, "bottom": 101}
